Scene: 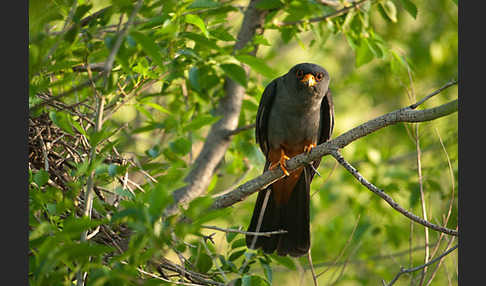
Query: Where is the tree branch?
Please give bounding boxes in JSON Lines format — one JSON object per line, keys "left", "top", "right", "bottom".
{"left": 201, "top": 225, "right": 287, "bottom": 237}
{"left": 163, "top": 0, "right": 269, "bottom": 217}
{"left": 383, "top": 244, "right": 458, "bottom": 286}
{"left": 278, "top": 0, "right": 371, "bottom": 27}
{"left": 211, "top": 99, "right": 458, "bottom": 212}
{"left": 330, "top": 150, "right": 457, "bottom": 236}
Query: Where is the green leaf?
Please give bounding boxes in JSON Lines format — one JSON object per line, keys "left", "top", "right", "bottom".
{"left": 408, "top": 182, "right": 420, "bottom": 207}
{"left": 62, "top": 242, "right": 114, "bottom": 260}
{"left": 184, "top": 14, "right": 209, "bottom": 38}
{"left": 220, "top": 63, "right": 247, "bottom": 87}
{"left": 64, "top": 24, "right": 79, "bottom": 43}
{"left": 146, "top": 145, "right": 160, "bottom": 158}
{"left": 170, "top": 137, "right": 192, "bottom": 155}
{"left": 194, "top": 253, "right": 213, "bottom": 273}
{"left": 49, "top": 111, "right": 75, "bottom": 135}
{"left": 143, "top": 102, "right": 172, "bottom": 115}
{"left": 130, "top": 31, "right": 164, "bottom": 67}
{"left": 62, "top": 216, "right": 104, "bottom": 236}
{"left": 114, "top": 186, "right": 135, "bottom": 199}
{"left": 260, "top": 260, "right": 272, "bottom": 284}
{"left": 210, "top": 27, "right": 236, "bottom": 41}
{"left": 367, "top": 38, "right": 384, "bottom": 59}
{"left": 71, "top": 121, "right": 87, "bottom": 137}
{"left": 225, "top": 226, "right": 240, "bottom": 243}
{"left": 73, "top": 4, "right": 93, "bottom": 23}
{"left": 235, "top": 55, "right": 277, "bottom": 78}
{"left": 29, "top": 222, "right": 56, "bottom": 241}
{"left": 229, "top": 249, "right": 246, "bottom": 261}
{"left": 271, "top": 254, "right": 296, "bottom": 270}
{"left": 189, "top": 66, "right": 201, "bottom": 91}
{"left": 355, "top": 39, "right": 374, "bottom": 67}
{"left": 253, "top": 35, "right": 271, "bottom": 46}
{"left": 183, "top": 115, "right": 220, "bottom": 132}
{"left": 231, "top": 238, "right": 246, "bottom": 249}
{"left": 280, "top": 27, "right": 297, "bottom": 44}
{"left": 108, "top": 164, "right": 119, "bottom": 177}
{"left": 382, "top": 1, "right": 398, "bottom": 23}
{"left": 188, "top": 0, "right": 221, "bottom": 9}
{"left": 255, "top": 0, "right": 283, "bottom": 10}
{"left": 389, "top": 50, "right": 409, "bottom": 75}
{"left": 400, "top": 0, "right": 417, "bottom": 19}
{"left": 33, "top": 169, "right": 50, "bottom": 187}
{"left": 241, "top": 275, "right": 270, "bottom": 286}
{"left": 193, "top": 208, "right": 232, "bottom": 225}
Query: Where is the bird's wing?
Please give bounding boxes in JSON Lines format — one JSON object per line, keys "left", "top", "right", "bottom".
{"left": 256, "top": 79, "right": 278, "bottom": 158}
{"left": 311, "top": 88, "right": 334, "bottom": 178}
{"left": 318, "top": 88, "right": 334, "bottom": 144}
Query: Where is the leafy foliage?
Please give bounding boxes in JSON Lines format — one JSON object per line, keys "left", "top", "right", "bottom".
{"left": 29, "top": 0, "right": 457, "bottom": 285}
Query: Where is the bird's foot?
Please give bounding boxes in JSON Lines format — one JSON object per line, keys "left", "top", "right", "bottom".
{"left": 269, "top": 149, "right": 290, "bottom": 176}
{"left": 304, "top": 143, "right": 316, "bottom": 154}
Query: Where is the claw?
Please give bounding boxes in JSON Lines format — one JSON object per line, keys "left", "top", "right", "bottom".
{"left": 269, "top": 149, "right": 290, "bottom": 176}
{"left": 304, "top": 143, "right": 316, "bottom": 154}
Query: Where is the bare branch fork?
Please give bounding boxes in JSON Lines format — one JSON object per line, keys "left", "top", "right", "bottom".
{"left": 383, "top": 244, "right": 458, "bottom": 286}
{"left": 210, "top": 86, "right": 458, "bottom": 236}
{"left": 329, "top": 150, "right": 456, "bottom": 236}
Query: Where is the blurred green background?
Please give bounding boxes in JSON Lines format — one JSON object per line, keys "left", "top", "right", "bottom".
{"left": 29, "top": 0, "right": 457, "bottom": 285}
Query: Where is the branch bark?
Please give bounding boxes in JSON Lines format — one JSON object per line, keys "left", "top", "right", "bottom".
{"left": 163, "top": 0, "right": 269, "bottom": 217}
{"left": 330, "top": 150, "right": 457, "bottom": 236}
{"left": 211, "top": 99, "right": 457, "bottom": 210}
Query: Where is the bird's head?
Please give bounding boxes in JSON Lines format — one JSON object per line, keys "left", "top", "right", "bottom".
{"left": 285, "top": 63, "right": 330, "bottom": 98}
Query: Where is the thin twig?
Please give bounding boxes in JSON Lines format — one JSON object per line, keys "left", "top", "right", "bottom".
{"left": 240, "top": 189, "right": 272, "bottom": 273}
{"left": 30, "top": 73, "right": 104, "bottom": 110}
{"left": 137, "top": 266, "right": 205, "bottom": 286}
{"left": 409, "top": 80, "right": 458, "bottom": 109}
{"left": 76, "top": 85, "right": 106, "bottom": 286}
{"left": 43, "top": 0, "right": 78, "bottom": 63}
{"left": 102, "top": 0, "right": 143, "bottom": 84}
{"left": 278, "top": 0, "right": 370, "bottom": 27}
{"left": 307, "top": 250, "right": 318, "bottom": 286}
{"left": 407, "top": 72, "right": 430, "bottom": 286}
{"left": 434, "top": 127, "right": 456, "bottom": 230}
{"left": 330, "top": 150, "right": 457, "bottom": 236}
{"left": 425, "top": 234, "right": 456, "bottom": 286}
{"left": 423, "top": 129, "right": 457, "bottom": 286}
{"left": 225, "top": 123, "right": 256, "bottom": 137}
{"left": 329, "top": 242, "right": 361, "bottom": 285}
{"left": 317, "top": 214, "right": 360, "bottom": 277}
{"left": 201, "top": 225, "right": 287, "bottom": 237}
{"left": 383, "top": 244, "right": 458, "bottom": 286}
{"left": 311, "top": 160, "right": 338, "bottom": 198}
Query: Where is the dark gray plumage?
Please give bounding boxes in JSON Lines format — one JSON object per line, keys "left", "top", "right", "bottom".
{"left": 246, "top": 63, "right": 334, "bottom": 257}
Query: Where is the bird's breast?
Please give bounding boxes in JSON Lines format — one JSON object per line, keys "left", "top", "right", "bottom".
{"left": 267, "top": 101, "right": 322, "bottom": 151}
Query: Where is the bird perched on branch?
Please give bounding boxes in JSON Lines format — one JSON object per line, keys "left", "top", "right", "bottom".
{"left": 246, "top": 63, "right": 334, "bottom": 257}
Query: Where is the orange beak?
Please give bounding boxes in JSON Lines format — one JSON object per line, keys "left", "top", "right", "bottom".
{"left": 301, "top": 73, "right": 316, "bottom": 87}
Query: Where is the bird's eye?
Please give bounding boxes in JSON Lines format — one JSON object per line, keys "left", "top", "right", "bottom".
{"left": 296, "top": 70, "right": 304, "bottom": 79}
{"left": 316, "top": 72, "right": 324, "bottom": 81}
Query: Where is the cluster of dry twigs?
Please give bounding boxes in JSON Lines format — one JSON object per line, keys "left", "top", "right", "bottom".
{"left": 29, "top": 112, "right": 89, "bottom": 191}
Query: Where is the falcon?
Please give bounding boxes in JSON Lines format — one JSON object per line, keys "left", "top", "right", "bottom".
{"left": 246, "top": 63, "right": 334, "bottom": 257}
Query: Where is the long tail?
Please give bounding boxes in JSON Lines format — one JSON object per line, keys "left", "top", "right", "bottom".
{"left": 246, "top": 164, "right": 312, "bottom": 257}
